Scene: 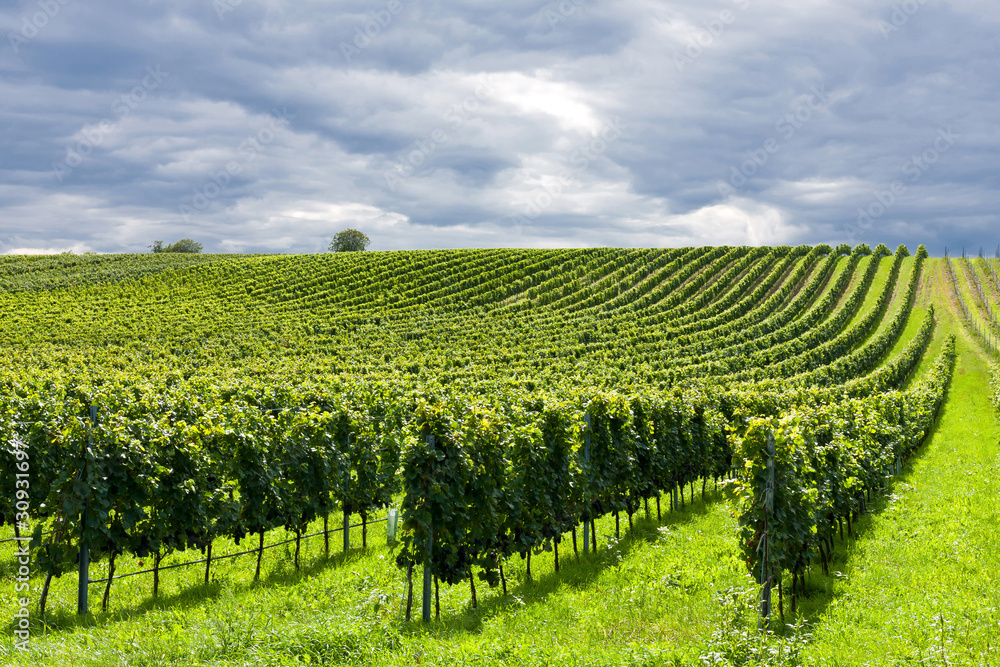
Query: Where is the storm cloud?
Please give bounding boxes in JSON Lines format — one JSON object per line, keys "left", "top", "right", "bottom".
{"left": 1, "top": 0, "right": 997, "bottom": 254}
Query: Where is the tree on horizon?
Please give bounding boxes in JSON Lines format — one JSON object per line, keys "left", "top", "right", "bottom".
{"left": 329, "top": 229, "right": 370, "bottom": 252}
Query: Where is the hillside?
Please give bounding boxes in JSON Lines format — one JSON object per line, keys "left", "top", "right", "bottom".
{"left": 0, "top": 245, "right": 942, "bottom": 389}
{"left": 1, "top": 245, "right": 998, "bottom": 667}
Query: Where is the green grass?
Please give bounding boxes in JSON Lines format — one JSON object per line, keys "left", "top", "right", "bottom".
{"left": 842, "top": 254, "right": 898, "bottom": 332}
{"left": 830, "top": 255, "right": 874, "bottom": 314}
{"left": 804, "top": 334, "right": 1000, "bottom": 665}
{"left": 0, "top": 510, "right": 393, "bottom": 633}
{"left": 3, "top": 491, "right": 766, "bottom": 666}
{"left": 778, "top": 261, "right": 1000, "bottom": 664}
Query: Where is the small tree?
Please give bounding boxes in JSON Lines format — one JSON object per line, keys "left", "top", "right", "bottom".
{"left": 329, "top": 229, "right": 370, "bottom": 252}
{"left": 150, "top": 239, "right": 203, "bottom": 253}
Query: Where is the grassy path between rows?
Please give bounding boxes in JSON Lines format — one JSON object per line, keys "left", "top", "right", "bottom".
{"left": 802, "top": 265, "right": 1000, "bottom": 665}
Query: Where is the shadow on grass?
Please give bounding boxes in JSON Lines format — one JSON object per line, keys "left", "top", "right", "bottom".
{"left": 14, "top": 542, "right": 387, "bottom": 636}
{"left": 0, "top": 551, "right": 27, "bottom": 581}
{"left": 396, "top": 486, "right": 721, "bottom": 639}
{"left": 7, "top": 488, "right": 723, "bottom": 639}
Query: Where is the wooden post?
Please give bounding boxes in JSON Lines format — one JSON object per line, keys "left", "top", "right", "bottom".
{"left": 405, "top": 563, "right": 414, "bottom": 621}
{"left": 344, "top": 433, "right": 351, "bottom": 554}
{"left": 78, "top": 405, "right": 97, "bottom": 615}
{"left": 759, "top": 433, "right": 775, "bottom": 632}
{"left": 422, "top": 435, "right": 434, "bottom": 622}
{"left": 78, "top": 521, "right": 90, "bottom": 614}
{"left": 39, "top": 572, "right": 53, "bottom": 618}
{"left": 255, "top": 531, "right": 264, "bottom": 581}
{"left": 583, "top": 414, "right": 591, "bottom": 554}
{"left": 153, "top": 551, "right": 162, "bottom": 598}
{"left": 101, "top": 550, "right": 116, "bottom": 612}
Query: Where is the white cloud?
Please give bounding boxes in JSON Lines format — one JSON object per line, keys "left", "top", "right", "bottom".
{"left": 4, "top": 243, "right": 92, "bottom": 255}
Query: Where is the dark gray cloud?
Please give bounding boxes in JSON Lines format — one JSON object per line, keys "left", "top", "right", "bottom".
{"left": 1, "top": 0, "right": 998, "bottom": 254}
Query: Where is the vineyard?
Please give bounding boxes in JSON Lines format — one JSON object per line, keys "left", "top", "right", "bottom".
{"left": 2, "top": 245, "right": 999, "bottom": 666}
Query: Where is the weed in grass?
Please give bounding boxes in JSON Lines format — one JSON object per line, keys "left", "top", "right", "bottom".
{"left": 698, "top": 585, "right": 810, "bottom": 667}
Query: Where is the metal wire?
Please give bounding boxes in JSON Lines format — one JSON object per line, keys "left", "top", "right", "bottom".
{"left": 86, "top": 517, "right": 389, "bottom": 585}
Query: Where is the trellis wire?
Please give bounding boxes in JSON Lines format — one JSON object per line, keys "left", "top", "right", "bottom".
{"left": 86, "top": 517, "right": 388, "bottom": 586}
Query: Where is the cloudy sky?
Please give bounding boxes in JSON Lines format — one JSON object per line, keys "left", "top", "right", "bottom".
{"left": 1, "top": 0, "right": 997, "bottom": 254}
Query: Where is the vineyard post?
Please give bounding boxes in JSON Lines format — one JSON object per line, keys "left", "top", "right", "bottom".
{"left": 78, "top": 405, "right": 97, "bottom": 616}
{"left": 422, "top": 434, "right": 434, "bottom": 623}
{"left": 758, "top": 432, "right": 775, "bottom": 632}
{"left": 343, "top": 433, "right": 351, "bottom": 554}
{"left": 582, "top": 414, "right": 591, "bottom": 554}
